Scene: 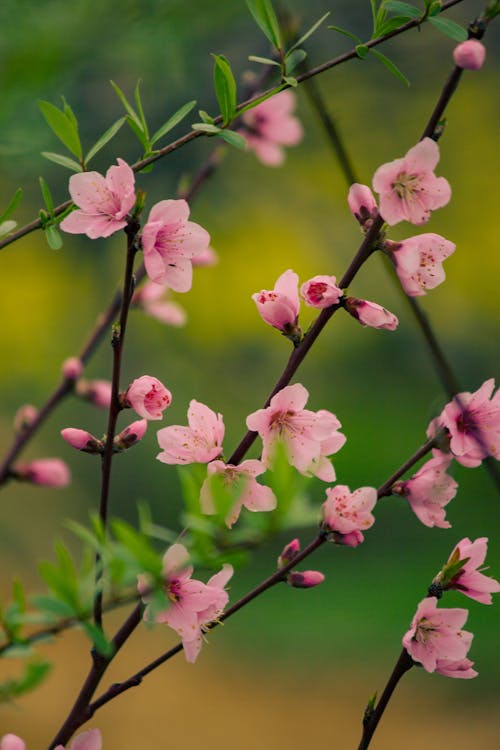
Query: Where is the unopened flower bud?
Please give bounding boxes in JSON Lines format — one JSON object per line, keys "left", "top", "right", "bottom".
{"left": 13, "top": 404, "right": 38, "bottom": 433}
{"left": 287, "top": 570, "right": 325, "bottom": 588}
{"left": 76, "top": 379, "right": 112, "bottom": 409}
{"left": 0, "top": 734, "right": 26, "bottom": 750}
{"left": 12, "top": 459, "right": 71, "bottom": 488}
{"left": 453, "top": 40, "right": 486, "bottom": 70}
{"left": 278, "top": 538, "right": 301, "bottom": 569}
{"left": 344, "top": 297, "right": 398, "bottom": 331}
{"left": 61, "top": 427, "right": 104, "bottom": 454}
{"left": 62, "top": 356, "right": 83, "bottom": 381}
{"left": 114, "top": 419, "right": 148, "bottom": 450}
{"left": 347, "top": 184, "right": 378, "bottom": 230}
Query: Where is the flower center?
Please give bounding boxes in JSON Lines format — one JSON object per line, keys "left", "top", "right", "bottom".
{"left": 391, "top": 172, "right": 421, "bottom": 200}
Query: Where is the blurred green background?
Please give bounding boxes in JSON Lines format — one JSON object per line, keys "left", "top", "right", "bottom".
{"left": 0, "top": 0, "right": 499, "bottom": 747}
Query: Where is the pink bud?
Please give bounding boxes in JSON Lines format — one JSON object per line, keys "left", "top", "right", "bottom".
{"left": 76, "top": 379, "right": 112, "bottom": 409}
{"left": 13, "top": 404, "right": 38, "bottom": 433}
{"left": 13, "top": 459, "right": 71, "bottom": 488}
{"left": 0, "top": 735, "right": 26, "bottom": 750}
{"left": 344, "top": 297, "right": 398, "bottom": 331}
{"left": 124, "top": 376, "right": 172, "bottom": 420}
{"left": 62, "top": 356, "right": 83, "bottom": 380}
{"left": 61, "top": 427, "right": 103, "bottom": 454}
{"left": 278, "top": 538, "right": 301, "bottom": 569}
{"left": 114, "top": 419, "right": 148, "bottom": 449}
{"left": 347, "top": 184, "right": 378, "bottom": 228}
{"left": 287, "top": 570, "right": 325, "bottom": 588}
{"left": 453, "top": 40, "right": 486, "bottom": 70}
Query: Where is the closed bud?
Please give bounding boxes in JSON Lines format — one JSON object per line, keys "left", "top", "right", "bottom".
{"left": 287, "top": 570, "right": 325, "bottom": 589}
{"left": 0, "top": 735, "right": 26, "bottom": 750}
{"left": 453, "top": 40, "right": 486, "bottom": 70}
{"left": 61, "top": 427, "right": 104, "bottom": 454}
{"left": 13, "top": 404, "right": 38, "bottom": 433}
{"left": 12, "top": 459, "right": 71, "bottom": 488}
{"left": 347, "top": 183, "right": 378, "bottom": 230}
{"left": 62, "top": 356, "right": 83, "bottom": 381}
{"left": 278, "top": 538, "right": 301, "bottom": 569}
{"left": 76, "top": 379, "right": 112, "bottom": 409}
{"left": 114, "top": 419, "right": 148, "bottom": 450}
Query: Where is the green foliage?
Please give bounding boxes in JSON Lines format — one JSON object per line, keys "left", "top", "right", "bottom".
{"left": 427, "top": 15, "right": 467, "bottom": 41}
{"left": 286, "top": 12, "right": 330, "bottom": 57}
{"left": 246, "top": 0, "right": 282, "bottom": 51}
{"left": 383, "top": 0, "right": 421, "bottom": 19}
{"left": 217, "top": 130, "right": 248, "bottom": 149}
{"left": 150, "top": 100, "right": 197, "bottom": 146}
{"left": 41, "top": 151, "right": 83, "bottom": 172}
{"left": 370, "top": 48, "right": 410, "bottom": 86}
{"left": 0, "top": 660, "right": 51, "bottom": 704}
{"left": 212, "top": 54, "right": 238, "bottom": 126}
{"left": 0, "top": 188, "right": 23, "bottom": 225}
{"left": 38, "top": 99, "right": 83, "bottom": 161}
{"left": 85, "top": 116, "right": 126, "bottom": 163}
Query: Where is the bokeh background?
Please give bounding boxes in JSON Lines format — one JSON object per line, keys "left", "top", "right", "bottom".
{"left": 0, "top": 0, "right": 499, "bottom": 747}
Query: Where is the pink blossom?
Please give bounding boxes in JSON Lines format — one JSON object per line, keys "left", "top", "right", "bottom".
{"left": 55, "top": 728, "right": 102, "bottom": 750}
{"left": 76, "top": 379, "right": 112, "bottom": 409}
{"left": 392, "top": 453, "right": 457, "bottom": 528}
{"left": 192, "top": 246, "right": 218, "bottom": 267}
{"left": 140, "top": 200, "right": 210, "bottom": 290}
{"left": 402, "top": 597, "right": 473, "bottom": 673}
{"left": 344, "top": 297, "right": 398, "bottom": 331}
{"left": 114, "top": 419, "right": 148, "bottom": 450}
{"left": 252, "top": 269, "right": 300, "bottom": 339}
{"left": 140, "top": 543, "right": 232, "bottom": 663}
{"left": 200, "top": 459, "right": 277, "bottom": 527}
{"left": 430, "top": 379, "right": 500, "bottom": 467}
{"left": 60, "top": 158, "right": 135, "bottom": 238}
{"left": 62, "top": 356, "right": 83, "bottom": 380}
{"left": 246, "top": 383, "right": 346, "bottom": 481}
{"left": 321, "top": 485, "right": 377, "bottom": 546}
{"left": 347, "top": 183, "right": 378, "bottom": 229}
{"left": 372, "top": 138, "right": 451, "bottom": 225}
{"left": 386, "top": 233, "right": 455, "bottom": 297}
{"left": 300, "top": 275, "right": 343, "bottom": 309}
{"left": 435, "top": 657, "right": 477, "bottom": 679}
{"left": 133, "top": 281, "right": 187, "bottom": 327}
{"left": 61, "top": 427, "right": 103, "bottom": 453}
{"left": 13, "top": 458, "right": 71, "bottom": 487}
{"left": 241, "top": 90, "right": 303, "bottom": 167}
{"left": 13, "top": 404, "right": 38, "bottom": 432}
{"left": 287, "top": 570, "right": 325, "bottom": 588}
{"left": 438, "top": 537, "right": 500, "bottom": 604}
{"left": 1, "top": 735, "right": 26, "bottom": 750}
{"left": 453, "top": 40, "right": 486, "bottom": 70}
{"left": 157, "top": 400, "right": 224, "bottom": 464}
{"left": 124, "top": 376, "right": 172, "bottom": 420}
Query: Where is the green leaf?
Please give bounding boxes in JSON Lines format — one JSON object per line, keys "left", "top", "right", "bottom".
{"left": 125, "top": 115, "right": 150, "bottom": 150}
{"left": 30, "top": 594, "right": 76, "bottom": 619}
{"left": 81, "top": 622, "right": 114, "bottom": 657}
{"left": 39, "top": 176, "right": 54, "bottom": 215}
{"left": 44, "top": 225, "right": 63, "bottom": 250}
{"left": 327, "top": 25, "right": 362, "bottom": 43}
{"left": 217, "top": 130, "right": 248, "bottom": 149}
{"left": 370, "top": 48, "right": 410, "bottom": 85}
{"left": 375, "top": 16, "right": 415, "bottom": 36}
{"left": 134, "top": 79, "right": 149, "bottom": 140}
{"left": 286, "top": 12, "right": 331, "bottom": 55}
{"left": 191, "top": 123, "right": 222, "bottom": 134}
{"left": 150, "top": 100, "right": 197, "bottom": 145}
{"left": 246, "top": 0, "right": 282, "bottom": 50}
{"left": 198, "top": 110, "right": 215, "bottom": 124}
{"left": 428, "top": 16, "right": 467, "bottom": 41}
{"left": 427, "top": 0, "right": 442, "bottom": 15}
{"left": 383, "top": 0, "right": 421, "bottom": 18}
{"left": 284, "top": 49, "right": 307, "bottom": 75}
{"left": 12, "top": 580, "right": 26, "bottom": 614}
{"left": 355, "top": 44, "right": 370, "bottom": 59}
{"left": 212, "top": 54, "right": 238, "bottom": 126}
{"left": 66, "top": 519, "right": 103, "bottom": 553}
{"left": 41, "top": 151, "right": 83, "bottom": 172}
{"left": 62, "top": 97, "right": 79, "bottom": 130}
{"left": 248, "top": 55, "right": 281, "bottom": 66}
{"left": 85, "top": 116, "right": 126, "bottom": 163}
{"left": 111, "top": 519, "right": 162, "bottom": 576}
{"left": 38, "top": 100, "right": 82, "bottom": 159}
{"left": 110, "top": 80, "right": 142, "bottom": 128}
{"left": 282, "top": 76, "right": 298, "bottom": 87}
{"left": 0, "top": 660, "right": 51, "bottom": 703}
{"left": 0, "top": 187, "right": 22, "bottom": 224}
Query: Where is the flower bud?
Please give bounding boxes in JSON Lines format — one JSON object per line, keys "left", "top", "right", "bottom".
{"left": 13, "top": 404, "right": 38, "bottom": 433}
{"left": 114, "top": 419, "right": 148, "bottom": 450}
{"left": 76, "top": 379, "right": 112, "bottom": 409}
{"left": 287, "top": 570, "right": 325, "bottom": 588}
{"left": 123, "top": 376, "right": 172, "bottom": 420}
{"left": 277, "top": 539, "right": 301, "bottom": 569}
{"left": 344, "top": 297, "right": 398, "bottom": 331}
{"left": 300, "top": 276, "right": 343, "bottom": 309}
{"left": 61, "top": 427, "right": 104, "bottom": 454}
{"left": 0, "top": 735, "right": 26, "bottom": 750}
{"left": 347, "top": 183, "right": 378, "bottom": 230}
{"left": 453, "top": 40, "right": 486, "bottom": 70}
{"left": 12, "top": 459, "right": 71, "bottom": 488}
{"left": 62, "top": 356, "right": 83, "bottom": 380}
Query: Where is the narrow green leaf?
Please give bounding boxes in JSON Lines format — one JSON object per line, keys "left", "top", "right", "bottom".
{"left": 375, "top": 16, "right": 414, "bottom": 36}
{"left": 125, "top": 115, "right": 149, "bottom": 150}
{"left": 371, "top": 48, "right": 410, "bottom": 85}
{"left": 217, "top": 129, "right": 248, "bottom": 149}
{"left": 212, "top": 54, "right": 237, "bottom": 126}
{"left": 85, "top": 116, "right": 126, "bottom": 163}
{"left": 134, "top": 79, "right": 149, "bottom": 140}
{"left": 370, "top": 0, "right": 378, "bottom": 28}
{"left": 427, "top": 0, "right": 442, "bottom": 16}
{"left": 246, "top": 0, "right": 282, "bottom": 50}
{"left": 355, "top": 44, "right": 370, "bottom": 59}
{"left": 0, "top": 188, "right": 23, "bottom": 224}
{"left": 30, "top": 594, "right": 76, "bottom": 618}
{"left": 66, "top": 519, "right": 103, "bottom": 552}
{"left": 428, "top": 16, "right": 467, "bottom": 41}
{"left": 41, "top": 151, "right": 83, "bottom": 172}
{"left": 39, "top": 177, "right": 54, "bottom": 215}
{"left": 150, "top": 100, "right": 197, "bottom": 145}
{"left": 0, "top": 660, "right": 51, "bottom": 703}
{"left": 237, "top": 85, "right": 287, "bottom": 116}
{"left": 110, "top": 80, "right": 142, "bottom": 128}
{"left": 81, "top": 622, "right": 114, "bottom": 657}
{"left": 248, "top": 55, "right": 280, "bottom": 67}
{"left": 327, "top": 25, "right": 362, "bottom": 43}
{"left": 62, "top": 98, "right": 78, "bottom": 131}
{"left": 45, "top": 225, "right": 63, "bottom": 249}
{"left": 198, "top": 109, "right": 215, "bottom": 124}
{"left": 284, "top": 49, "right": 307, "bottom": 75}
{"left": 191, "top": 123, "right": 221, "bottom": 134}
{"left": 283, "top": 76, "right": 298, "bottom": 87}
{"left": 286, "top": 11, "right": 331, "bottom": 55}
{"left": 383, "top": 0, "right": 421, "bottom": 18}
{"left": 38, "top": 100, "right": 82, "bottom": 159}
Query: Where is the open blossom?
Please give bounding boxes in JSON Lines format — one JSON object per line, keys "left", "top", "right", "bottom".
{"left": 60, "top": 158, "right": 135, "bottom": 238}
{"left": 241, "top": 90, "right": 303, "bottom": 166}
{"left": 246, "top": 383, "right": 346, "bottom": 481}
{"left": 428, "top": 379, "right": 500, "bottom": 467}
{"left": 157, "top": 400, "right": 224, "bottom": 464}
{"left": 252, "top": 269, "right": 300, "bottom": 339}
{"left": 453, "top": 39, "right": 486, "bottom": 70}
{"left": 347, "top": 183, "right": 378, "bottom": 229}
{"left": 402, "top": 597, "right": 474, "bottom": 674}
{"left": 392, "top": 453, "right": 457, "bottom": 528}
{"left": 1, "top": 729, "right": 101, "bottom": 750}
{"left": 76, "top": 379, "right": 112, "bottom": 409}
{"left": 133, "top": 280, "right": 187, "bottom": 327}
{"left": 140, "top": 543, "right": 233, "bottom": 663}
{"left": 300, "top": 275, "right": 343, "bottom": 309}
{"left": 200, "top": 459, "right": 277, "bottom": 527}
{"left": 124, "top": 376, "right": 172, "bottom": 420}
{"left": 13, "top": 458, "right": 71, "bottom": 487}
{"left": 321, "top": 485, "right": 377, "bottom": 547}
{"left": 344, "top": 297, "right": 398, "bottom": 331}
{"left": 436, "top": 537, "right": 500, "bottom": 604}
{"left": 140, "top": 200, "right": 210, "bottom": 290}
{"left": 372, "top": 138, "right": 451, "bottom": 226}
{"left": 386, "top": 233, "right": 455, "bottom": 297}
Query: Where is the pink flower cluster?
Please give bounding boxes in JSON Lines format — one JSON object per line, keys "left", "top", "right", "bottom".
{"left": 139, "top": 543, "right": 232, "bottom": 662}
{"left": 277, "top": 539, "right": 325, "bottom": 589}
{"left": 241, "top": 90, "right": 303, "bottom": 167}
